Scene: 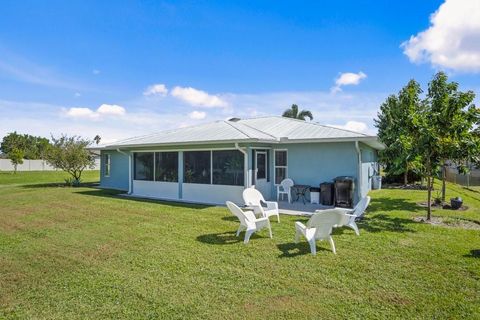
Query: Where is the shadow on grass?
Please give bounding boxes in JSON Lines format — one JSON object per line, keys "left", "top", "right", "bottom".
{"left": 464, "top": 249, "right": 480, "bottom": 258}
{"left": 75, "top": 189, "right": 215, "bottom": 210}
{"left": 196, "top": 231, "right": 264, "bottom": 245}
{"left": 464, "top": 187, "right": 480, "bottom": 195}
{"left": 356, "top": 214, "right": 418, "bottom": 233}
{"left": 277, "top": 242, "right": 330, "bottom": 258}
{"left": 369, "top": 197, "right": 421, "bottom": 213}
{"left": 221, "top": 216, "right": 239, "bottom": 222}
{"left": 21, "top": 182, "right": 99, "bottom": 189}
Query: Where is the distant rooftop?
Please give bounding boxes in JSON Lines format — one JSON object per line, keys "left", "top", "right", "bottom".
{"left": 101, "top": 116, "right": 384, "bottom": 149}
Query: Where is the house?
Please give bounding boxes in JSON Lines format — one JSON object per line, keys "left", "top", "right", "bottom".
{"left": 96, "top": 116, "right": 384, "bottom": 206}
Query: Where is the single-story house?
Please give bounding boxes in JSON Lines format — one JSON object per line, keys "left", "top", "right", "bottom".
{"left": 96, "top": 116, "right": 384, "bottom": 206}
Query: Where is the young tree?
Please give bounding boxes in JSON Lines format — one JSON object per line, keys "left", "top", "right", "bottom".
{"left": 375, "top": 80, "right": 423, "bottom": 185}
{"left": 45, "top": 135, "right": 95, "bottom": 185}
{"left": 0, "top": 132, "right": 50, "bottom": 159}
{"left": 426, "top": 72, "right": 479, "bottom": 202}
{"left": 8, "top": 148, "right": 24, "bottom": 174}
{"left": 282, "top": 104, "right": 313, "bottom": 121}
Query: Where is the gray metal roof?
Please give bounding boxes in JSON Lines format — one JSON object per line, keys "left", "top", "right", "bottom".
{"left": 104, "top": 116, "right": 384, "bottom": 149}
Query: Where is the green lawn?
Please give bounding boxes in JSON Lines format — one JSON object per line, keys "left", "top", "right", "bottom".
{"left": 0, "top": 170, "right": 99, "bottom": 186}
{"left": 0, "top": 172, "right": 479, "bottom": 319}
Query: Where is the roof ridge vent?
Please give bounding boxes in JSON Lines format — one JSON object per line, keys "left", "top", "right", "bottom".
{"left": 227, "top": 117, "right": 241, "bottom": 122}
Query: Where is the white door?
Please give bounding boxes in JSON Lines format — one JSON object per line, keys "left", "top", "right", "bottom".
{"left": 255, "top": 151, "right": 271, "bottom": 199}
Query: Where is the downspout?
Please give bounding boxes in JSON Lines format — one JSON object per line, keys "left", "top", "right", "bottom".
{"left": 355, "top": 141, "right": 362, "bottom": 202}
{"left": 235, "top": 143, "right": 249, "bottom": 188}
{"left": 117, "top": 148, "right": 132, "bottom": 194}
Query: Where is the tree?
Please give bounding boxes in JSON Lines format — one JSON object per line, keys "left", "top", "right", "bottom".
{"left": 0, "top": 132, "right": 50, "bottom": 159}
{"left": 282, "top": 104, "right": 313, "bottom": 121}
{"left": 94, "top": 135, "right": 101, "bottom": 145}
{"left": 9, "top": 148, "right": 24, "bottom": 174}
{"left": 375, "top": 80, "right": 423, "bottom": 185}
{"left": 425, "top": 72, "right": 479, "bottom": 202}
{"left": 45, "top": 135, "right": 95, "bottom": 185}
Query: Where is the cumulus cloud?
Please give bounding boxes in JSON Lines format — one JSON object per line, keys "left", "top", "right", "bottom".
{"left": 188, "top": 111, "right": 207, "bottom": 120}
{"left": 331, "top": 121, "right": 372, "bottom": 134}
{"left": 331, "top": 72, "right": 367, "bottom": 93}
{"left": 65, "top": 104, "right": 126, "bottom": 120}
{"left": 402, "top": 0, "right": 480, "bottom": 72}
{"left": 171, "top": 86, "right": 228, "bottom": 108}
{"left": 143, "top": 83, "right": 168, "bottom": 96}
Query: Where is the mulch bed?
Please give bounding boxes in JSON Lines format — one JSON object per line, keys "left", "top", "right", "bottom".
{"left": 416, "top": 202, "right": 469, "bottom": 211}
{"left": 413, "top": 216, "right": 480, "bottom": 230}
{"left": 383, "top": 184, "right": 429, "bottom": 190}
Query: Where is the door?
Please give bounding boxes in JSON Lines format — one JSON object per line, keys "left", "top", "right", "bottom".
{"left": 255, "top": 151, "right": 271, "bottom": 199}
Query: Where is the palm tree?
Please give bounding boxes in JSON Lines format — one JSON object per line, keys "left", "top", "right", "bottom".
{"left": 282, "top": 104, "right": 313, "bottom": 121}
{"left": 93, "top": 135, "right": 101, "bottom": 145}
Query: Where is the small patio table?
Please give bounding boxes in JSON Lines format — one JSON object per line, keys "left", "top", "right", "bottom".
{"left": 292, "top": 184, "right": 310, "bottom": 205}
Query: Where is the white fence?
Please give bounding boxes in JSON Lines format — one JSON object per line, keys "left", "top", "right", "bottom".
{"left": 0, "top": 158, "right": 100, "bottom": 172}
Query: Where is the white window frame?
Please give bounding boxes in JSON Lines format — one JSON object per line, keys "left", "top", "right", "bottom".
{"left": 273, "top": 149, "right": 288, "bottom": 185}
{"left": 104, "top": 154, "right": 111, "bottom": 177}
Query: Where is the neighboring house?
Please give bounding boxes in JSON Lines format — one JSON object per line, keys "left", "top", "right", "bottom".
{"left": 95, "top": 116, "right": 384, "bottom": 205}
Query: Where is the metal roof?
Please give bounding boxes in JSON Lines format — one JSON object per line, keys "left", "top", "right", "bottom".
{"left": 103, "top": 116, "right": 384, "bottom": 149}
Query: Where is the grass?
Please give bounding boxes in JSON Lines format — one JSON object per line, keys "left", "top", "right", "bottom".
{"left": 0, "top": 172, "right": 479, "bottom": 319}
{"left": 0, "top": 170, "right": 99, "bottom": 186}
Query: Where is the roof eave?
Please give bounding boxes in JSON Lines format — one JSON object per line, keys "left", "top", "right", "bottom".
{"left": 102, "top": 138, "right": 277, "bottom": 150}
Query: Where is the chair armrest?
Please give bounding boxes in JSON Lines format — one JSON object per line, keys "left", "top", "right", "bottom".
{"left": 265, "top": 201, "right": 278, "bottom": 210}
{"left": 255, "top": 217, "right": 269, "bottom": 223}
{"left": 295, "top": 221, "right": 307, "bottom": 232}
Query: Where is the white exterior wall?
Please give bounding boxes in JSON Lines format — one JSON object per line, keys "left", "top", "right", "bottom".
{"left": 0, "top": 158, "right": 100, "bottom": 171}
{"left": 132, "top": 180, "right": 179, "bottom": 200}
{"left": 182, "top": 183, "right": 244, "bottom": 205}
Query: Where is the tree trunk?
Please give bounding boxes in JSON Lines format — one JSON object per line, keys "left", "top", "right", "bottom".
{"left": 426, "top": 158, "right": 432, "bottom": 221}
{"left": 404, "top": 164, "right": 408, "bottom": 186}
{"left": 14, "top": 164, "right": 17, "bottom": 174}
{"left": 441, "top": 164, "right": 447, "bottom": 203}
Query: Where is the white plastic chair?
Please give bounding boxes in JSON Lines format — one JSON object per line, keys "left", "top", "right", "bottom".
{"left": 242, "top": 187, "right": 280, "bottom": 223}
{"left": 226, "top": 201, "right": 272, "bottom": 244}
{"left": 277, "top": 178, "right": 294, "bottom": 203}
{"left": 295, "top": 209, "right": 352, "bottom": 255}
{"left": 336, "top": 196, "right": 371, "bottom": 236}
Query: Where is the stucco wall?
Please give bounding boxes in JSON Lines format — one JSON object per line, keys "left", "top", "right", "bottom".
{"left": 360, "top": 143, "right": 378, "bottom": 198}
{"left": 269, "top": 142, "right": 359, "bottom": 199}
{"left": 100, "top": 150, "right": 130, "bottom": 191}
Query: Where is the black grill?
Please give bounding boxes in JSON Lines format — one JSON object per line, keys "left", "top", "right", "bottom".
{"left": 334, "top": 176, "right": 354, "bottom": 208}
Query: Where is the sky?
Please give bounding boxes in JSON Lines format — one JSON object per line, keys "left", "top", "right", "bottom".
{"left": 1, "top": 0, "right": 479, "bottom": 143}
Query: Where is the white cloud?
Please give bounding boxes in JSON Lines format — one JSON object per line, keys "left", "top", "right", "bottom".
{"left": 143, "top": 84, "right": 168, "bottom": 96}
{"left": 66, "top": 107, "right": 97, "bottom": 119}
{"left": 188, "top": 111, "right": 206, "bottom": 120}
{"left": 171, "top": 86, "right": 228, "bottom": 108}
{"left": 97, "top": 104, "right": 126, "bottom": 116}
{"left": 74, "top": 92, "right": 81, "bottom": 97}
{"left": 65, "top": 104, "right": 126, "bottom": 120}
{"left": 331, "top": 72, "right": 367, "bottom": 93}
{"left": 402, "top": 0, "right": 480, "bottom": 72}
{"left": 331, "top": 121, "right": 372, "bottom": 134}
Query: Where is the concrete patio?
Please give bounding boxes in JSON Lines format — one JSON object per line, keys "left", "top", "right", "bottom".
{"left": 277, "top": 201, "right": 334, "bottom": 216}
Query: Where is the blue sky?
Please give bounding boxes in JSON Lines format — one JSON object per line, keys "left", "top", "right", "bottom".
{"left": 1, "top": 0, "right": 479, "bottom": 143}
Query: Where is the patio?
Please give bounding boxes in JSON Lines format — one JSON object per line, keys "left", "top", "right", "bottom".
{"left": 277, "top": 200, "right": 334, "bottom": 216}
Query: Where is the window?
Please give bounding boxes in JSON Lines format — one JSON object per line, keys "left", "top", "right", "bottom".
{"left": 104, "top": 154, "right": 111, "bottom": 177}
{"left": 256, "top": 152, "right": 267, "bottom": 179}
{"left": 212, "top": 150, "right": 244, "bottom": 186}
{"left": 184, "top": 151, "right": 211, "bottom": 184}
{"left": 274, "top": 150, "right": 287, "bottom": 185}
{"left": 155, "top": 152, "right": 178, "bottom": 182}
{"left": 134, "top": 152, "right": 154, "bottom": 181}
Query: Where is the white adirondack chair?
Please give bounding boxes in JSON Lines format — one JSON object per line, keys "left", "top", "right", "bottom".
{"left": 277, "top": 178, "right": 294, "bottom": 203}
{"left": 226, "top": 201, "right": 272, "bottom": 244}
{"left": 242, "top": 187, "right": 280, "bottom": 223}
{"left": 336, "top": 196, "right": 371, "bottom": 236}
{"left": 295, "top": 209, "right": 352, "bottom": 255}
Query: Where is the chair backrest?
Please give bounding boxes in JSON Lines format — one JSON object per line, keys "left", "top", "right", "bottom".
{"left": 226, "top": 201, "right": 256, "bottom": 225}
{"left": 280, "top": 178, "right": 294, "bottom": 190}
{"left": 353, "top": 196, "right": 371, "bottom": 217}
{"left": 307, "top": 209, "right": 345, "bottom": 239}
{"left": 242, "top": 187, "right": 265, "bottom": 206}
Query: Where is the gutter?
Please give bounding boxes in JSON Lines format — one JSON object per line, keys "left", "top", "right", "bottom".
{"left": 235, "top": 143, "right": 250, "bottom": 188}
{"left": 355, "top": 141, "right": 362, "bottom": 202}
{"left": 116, "top": 148, "right": 132, "bottom": 194}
